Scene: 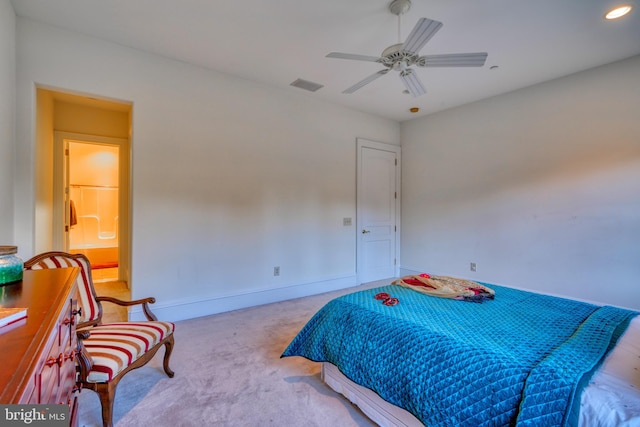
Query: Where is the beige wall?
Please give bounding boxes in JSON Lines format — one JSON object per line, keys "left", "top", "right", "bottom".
{"left": 15, "top": 17, "right": 400, "bottom": 321}
{"left": 54, "top": 100, "right": 129, "bottom": 138}
{"left": 33, "top": 89, "right": 54, "bottom": 253}
{"left": 401, "top": 55, "right": 640, "bottom": 310}
{"left": 0, "top": 0, "right": 15, "bottom": 243}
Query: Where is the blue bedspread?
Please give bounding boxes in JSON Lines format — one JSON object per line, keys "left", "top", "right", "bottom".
{"left": 281, "top": 284, "right": 636, "bottom": 426}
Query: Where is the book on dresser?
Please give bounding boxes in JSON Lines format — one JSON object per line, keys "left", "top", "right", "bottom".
{"left": 0, "top": 307, "right": 27, "bottom": 328}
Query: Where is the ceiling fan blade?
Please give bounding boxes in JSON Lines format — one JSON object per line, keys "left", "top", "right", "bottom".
{"left": 399, "top": 69, "right": 426, "bottom": 97}
{"left": 326, "top": 52, "right": 382, "bottom": 62}
{"left": 402, "top": 18, "right": 443, "bottom": 54}
{"left": 418, "top": 52, "right": 488, "bottom": 67}
{"left": 342, "top": 69, "right": 390, "bottom": 94}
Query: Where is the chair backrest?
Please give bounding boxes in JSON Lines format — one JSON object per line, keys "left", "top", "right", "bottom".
{"left": 24, "top": 251, "right": 103, "bottom": 328}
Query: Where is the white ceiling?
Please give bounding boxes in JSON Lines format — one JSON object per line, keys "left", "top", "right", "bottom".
{"left": 10, "top": 0, "right": 640, "bottom": 122}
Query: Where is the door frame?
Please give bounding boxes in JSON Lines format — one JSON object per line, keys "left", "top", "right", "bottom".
{"left": 356, "top": 138, "right": 401, "bottom": 283}
{"left": 53, "top": 131, "right": 131, "bottom": 282}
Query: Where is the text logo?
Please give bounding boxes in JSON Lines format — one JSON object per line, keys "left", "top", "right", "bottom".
{"left": 1, "top": 405, "right": 67, "bottom": 426}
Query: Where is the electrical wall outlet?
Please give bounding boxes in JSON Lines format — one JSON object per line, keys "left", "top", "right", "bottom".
{"left": 274, "top": 266, "right": 280, "bottom": 276}
{"left": 470, "top": 262, "right": 477, "bottom": 272}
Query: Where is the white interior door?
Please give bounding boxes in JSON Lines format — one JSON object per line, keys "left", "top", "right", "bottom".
{"left": 357, "top": 139, "right": 401, "bottom": 283}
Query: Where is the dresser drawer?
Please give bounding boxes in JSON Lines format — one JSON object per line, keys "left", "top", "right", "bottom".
{"left": 36, "top": 294, "right": 79, "bottom": 405}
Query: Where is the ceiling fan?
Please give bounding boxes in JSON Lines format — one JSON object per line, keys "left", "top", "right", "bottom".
{"left": 327, "top": 0, "right": 488, "bottom": 97}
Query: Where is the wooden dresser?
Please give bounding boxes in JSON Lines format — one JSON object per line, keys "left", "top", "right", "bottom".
{"left": 0, "top": 268, "right": 81, "bottom": 425}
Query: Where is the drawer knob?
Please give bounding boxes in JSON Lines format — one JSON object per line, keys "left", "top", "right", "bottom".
{"left": 70, "top": 307, "right": 82, "bottom": 326}
{"left": 45, "top": 354, "right": 64, "bottom": 367}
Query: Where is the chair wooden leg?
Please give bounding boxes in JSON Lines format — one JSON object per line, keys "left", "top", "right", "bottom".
{"left": 163, "top": 334, "right": 175, "bottom": 378}
{"left": 96, "top": 381, "right": 117, "bottom": 427}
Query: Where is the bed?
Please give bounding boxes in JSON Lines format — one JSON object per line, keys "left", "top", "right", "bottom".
{"left": 281, "top": 281, "right": 639, "bottom": 426}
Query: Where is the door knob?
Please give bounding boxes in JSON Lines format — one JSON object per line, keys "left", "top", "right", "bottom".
{"left": 361, "top": 229, "right": 370, "bottom": 234}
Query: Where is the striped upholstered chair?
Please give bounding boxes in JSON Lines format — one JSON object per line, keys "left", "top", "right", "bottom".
{"left": 24, "top": 251, "right": 175, "bottom": 427}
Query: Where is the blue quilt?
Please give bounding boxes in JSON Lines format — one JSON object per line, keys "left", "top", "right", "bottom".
{"left": 281, "top": 284, "right": 636, "bottom": 426}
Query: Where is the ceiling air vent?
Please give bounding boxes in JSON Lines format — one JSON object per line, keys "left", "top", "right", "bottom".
{"left": 290, "top": 79, "right": 324, "bottom": 92}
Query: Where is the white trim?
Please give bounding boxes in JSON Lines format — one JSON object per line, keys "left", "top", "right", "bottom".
{"left": 129, "top": 274, "right": 359, "bottom": 322}
{"left": 356, "top": 138, "right": 401, "bottom": 283}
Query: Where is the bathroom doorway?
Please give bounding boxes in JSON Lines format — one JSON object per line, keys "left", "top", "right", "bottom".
{"left": 36, "top": 88, "right": 131, "bottom": 303}
{"left": 67, "top": 141, "right": 120, "bottom": 282}
{"left": 53, "top": 131, "right": 131, "bottom": 284}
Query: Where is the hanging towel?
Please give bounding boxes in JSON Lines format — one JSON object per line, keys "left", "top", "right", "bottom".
{"left": 69, "top": 200, "right": 78, "bottom": 227}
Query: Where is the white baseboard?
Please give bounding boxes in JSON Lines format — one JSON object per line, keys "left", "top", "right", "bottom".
{"left": 129, "top": 274, "right": 358, "bottom": 322}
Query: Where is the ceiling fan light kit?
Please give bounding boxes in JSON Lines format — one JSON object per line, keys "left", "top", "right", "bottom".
{"left": 327, "top": 0, "right": 488, "bottom": 98}
{"left": 389, "top": 0, "right": 411, "bottom": 16}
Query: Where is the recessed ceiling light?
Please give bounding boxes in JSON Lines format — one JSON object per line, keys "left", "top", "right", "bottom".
{"left": 605, "top": 4, "right": 633, "bottom": 20}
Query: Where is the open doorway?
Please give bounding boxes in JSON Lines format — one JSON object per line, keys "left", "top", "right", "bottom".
{"left": 36, "top": 88, "right": 131, "bottom": 320}
{"left": 67, "top": 141, "right": 120, "bottom": 282}
{"left": 37, "top": 89, "right": 131, "bottom": 286}
{"left": 53, "top": 130, "right": 130, "bottom": 286}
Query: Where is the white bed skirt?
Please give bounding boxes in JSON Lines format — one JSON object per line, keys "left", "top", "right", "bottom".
{"left": 321, "top": 362, "right": 423, "bottom": 427}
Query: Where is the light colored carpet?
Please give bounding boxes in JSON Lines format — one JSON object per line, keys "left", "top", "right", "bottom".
{"left": 93, "top": 280, "right": 130, "bottom": 323}
{"left": 78, "top": 280, "right": 393, "bottom": 426}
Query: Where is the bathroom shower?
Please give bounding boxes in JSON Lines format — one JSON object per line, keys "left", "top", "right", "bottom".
{"left": 68, "top": 142, "right": 119, "bottom": 279}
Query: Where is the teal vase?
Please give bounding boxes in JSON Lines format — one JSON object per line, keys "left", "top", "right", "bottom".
{"left": 0, "top": 246, "right": 23, "bottom": 285}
